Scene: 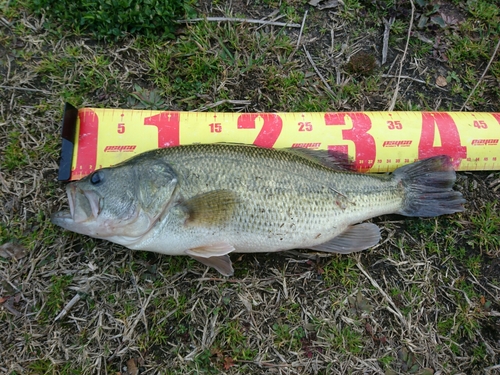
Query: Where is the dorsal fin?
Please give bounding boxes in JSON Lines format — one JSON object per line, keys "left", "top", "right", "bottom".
{"left": 282, "top": 148, "right": 355, "bottom": 171}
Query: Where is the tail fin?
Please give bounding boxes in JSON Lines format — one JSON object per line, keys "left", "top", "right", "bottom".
{"left": 394, "top": 156, "right": 465, "bottom": 217}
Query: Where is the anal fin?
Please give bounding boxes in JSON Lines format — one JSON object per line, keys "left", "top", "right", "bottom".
{"left": 189, "top": 254, "right": 234, "bottom": 276}
{"left": 309, "top": 223, "right": 380, "bottom": 254}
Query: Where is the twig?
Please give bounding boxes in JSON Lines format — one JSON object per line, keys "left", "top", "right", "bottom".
{"left": 54, "top": 293, "right": 81, "bottom": 321}
{"left": 388, "top": 0, "right": 415, "bottom": 111}
{"left": 176, "top": 17, "right": 301, "bottom": 28}
{"left": 382, "top": 74, "right": 447, "bottom": 91}
{"left": 357, "top": 262, "right": 409, "bottom": 329}
{"left": 296, "top": 10, "right": 308, "bottom": 49}
{"left": 460, "top": 37, "right": 500, "bottom": 111}
{"left": 485, "top": 364, "right": 500, "bottom": 373}
{"left": 303, "top": 46, "right": 336, "bottom": 98}
{"left": 382, "top": 17, "right": 395, "bottom": 65}
{"left": 0, "top": 85, "right": 52, "bottom": 94}
{"left": 382, "top": 74, "right": 426, "bottom": 84}
{"left": 194, "top": 99, "right": 251, "bottom": 112}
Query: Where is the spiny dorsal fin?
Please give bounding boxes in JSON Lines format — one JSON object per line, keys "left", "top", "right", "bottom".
{"left": 309, "top": 223, "right": 380, "bottom": 253}
{"left": 182, "top": 190, "right": 238, "bottom": 227}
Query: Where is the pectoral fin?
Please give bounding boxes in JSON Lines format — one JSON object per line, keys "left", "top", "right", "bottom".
{"left": 189, "top": 254, "right": 234, "bottom": 276}
{"left": 182, "top": 190, "right": 238, "bottom": 227}
{"left": 309, "top": 223, "right": 381, "bottom": 254}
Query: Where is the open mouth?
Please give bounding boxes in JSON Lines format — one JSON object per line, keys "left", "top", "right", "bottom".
{"left": 66, "top": 184, "right": 102, "bottom": 223}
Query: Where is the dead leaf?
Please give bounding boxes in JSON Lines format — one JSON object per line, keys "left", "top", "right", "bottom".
{"left": 349, "top": 291, "right": 373, "bottom": 314}
{"left": 125, "top": 358, "right": 139, "bottom": 375}
{"left": 439, "top": 8, "right": 465, "bottom": 26}
{"left": 436, "top": 76, "right": 447, "bottom": 87}
{"left": 0, "top": 295, "right": 22, "bottom": 317}
{"left": 0, "top": 242, "right": 27, "bottom": 260}
{"left": 223, "top": 356, "right": 235, "bottom": 370}
{"left": 308, "top": 0, "right": 339, "bottom": 10}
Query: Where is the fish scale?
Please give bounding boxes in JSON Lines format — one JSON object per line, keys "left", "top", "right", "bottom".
{"left": 51, "top": 143, "right": 465, "bottom": 276}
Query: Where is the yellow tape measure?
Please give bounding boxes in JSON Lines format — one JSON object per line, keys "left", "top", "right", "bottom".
{"left": 58, "top": 104, "right": 500, "bottom": 181}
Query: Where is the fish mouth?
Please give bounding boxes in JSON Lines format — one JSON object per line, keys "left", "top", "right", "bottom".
{"left": 51, "top": 184, "right": 102, "bottom": 225}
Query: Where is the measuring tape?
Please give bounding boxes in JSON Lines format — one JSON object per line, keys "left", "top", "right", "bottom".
{"left": 57, "top": 103, "right": 500, "bottom": 181}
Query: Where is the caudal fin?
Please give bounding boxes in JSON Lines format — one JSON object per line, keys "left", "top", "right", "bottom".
{"left": 394, "top": 155, "right": 465, "bottom": 217}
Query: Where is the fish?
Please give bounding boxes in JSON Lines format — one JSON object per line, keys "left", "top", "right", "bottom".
{"left": 51, "top": 144, "right": 465, "bottom": 276}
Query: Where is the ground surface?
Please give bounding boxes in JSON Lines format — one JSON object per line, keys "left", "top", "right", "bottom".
{"left": 1, "top": 0, "right": 500, "bottom": 374}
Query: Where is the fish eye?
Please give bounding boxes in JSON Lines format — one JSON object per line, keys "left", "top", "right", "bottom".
{"left": 90, "top": 171, "right": 104, "bottom": 185}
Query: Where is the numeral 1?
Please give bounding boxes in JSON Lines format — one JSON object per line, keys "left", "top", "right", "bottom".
{"left": 144, "top": 112, "right": 181, "bottom": 148}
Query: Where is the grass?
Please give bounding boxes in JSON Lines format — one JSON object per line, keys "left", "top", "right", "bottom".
{"left": 0, "top": 0, "right": 499, "bottom": 374}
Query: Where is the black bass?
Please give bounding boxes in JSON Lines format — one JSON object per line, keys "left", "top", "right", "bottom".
{"left": 51, "top": 144, "right": 465, "bottom": 275}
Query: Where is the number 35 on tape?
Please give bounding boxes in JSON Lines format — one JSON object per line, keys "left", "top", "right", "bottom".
{"left": 57, "top": 103, "right": 500, "bottom": 181}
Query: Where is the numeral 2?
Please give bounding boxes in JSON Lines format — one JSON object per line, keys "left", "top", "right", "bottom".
{"left": 237, "top": 114, "right": 283, "bottom": 148}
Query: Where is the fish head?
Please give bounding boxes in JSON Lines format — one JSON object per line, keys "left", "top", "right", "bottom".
{"left": 51, "top": 157, "right": 178, "bottom": 241}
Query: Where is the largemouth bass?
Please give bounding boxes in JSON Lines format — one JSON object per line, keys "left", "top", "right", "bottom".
{"left": 51, "top": 144, "right": 465, "bottom": 275}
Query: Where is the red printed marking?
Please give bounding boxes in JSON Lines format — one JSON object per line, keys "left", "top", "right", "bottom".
{"left": 418, "top": 112, "right": 467, "bottom": 165}
{"left": 73, "top": 108, "right": 98, "bottom": 176}
{"left": 473, "top": 120, "right": 488, "bottom": 129}
{"left": 471, "top": 139, "right": 499, "bottom": 146}
{"left": 237, "top": 114, "right": 283, "bottom": 148}
{"left": 292, "top": 142, "right": 321, "bottom": 148}
{"left": 324, "top": 112, "right": 376, "bottom": 171}
{"left": 298, "top": 121, "right": 313, "bottom": 131}
{"left": 387, "top": 120, "right": 402, "bottom": 130}
{"left": 209, "top": 123, "right": 222, "bottom": 133}
{"left": 104, "top": 145, "right": 137, "bottom": 152}
{"left": 144, "top": 112, "right": 180, "bottom": 148}
{"left": 383, "top": 140, "right": 413, "bottom": 147}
